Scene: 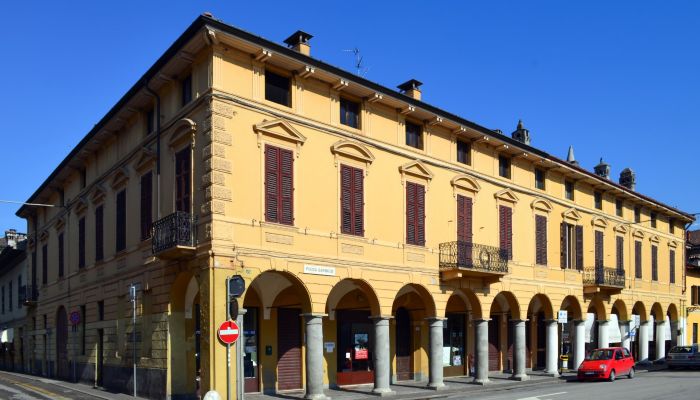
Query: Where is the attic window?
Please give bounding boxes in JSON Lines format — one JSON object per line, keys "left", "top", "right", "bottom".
{"left": 265, "top": 70, "right": 291, "bottom": 107}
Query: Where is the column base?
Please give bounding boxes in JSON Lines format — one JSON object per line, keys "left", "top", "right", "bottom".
{"left": 510, "top": 374, "right": 530, "bottom": 381}
{"left": 371, "top": 388, "right": 396, "bottom": 397}
{"left": 426, "top": 383, "right": 448, "bottom": 391}
{"left": 472, "top": 378, "right": 490, "bottom": 385}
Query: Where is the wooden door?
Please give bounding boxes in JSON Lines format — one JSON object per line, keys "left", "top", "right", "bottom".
{"left": 395, "top": 307, "right": 413, "bottom": 380}
{"left": 277, "top": 308, "right": 302, "bottom": 390}
{"left": 488, "top": 317, "right": 500, "bottom": 371}
{"left": 56, "top": 307, "right": 69, "bottom": 380}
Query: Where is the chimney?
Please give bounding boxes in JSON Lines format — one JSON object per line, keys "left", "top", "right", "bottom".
{"left": 511, "top": 120, "right": 531, "bottom": 145}
{"left": 284, "top": 30, "right": 313, "bottom": 56}
{"left": 619, "top": 168, "right": 636, "bottom": 190}
{"left": 397, "top": 79, "right": 423, "bottom": 101}
{"left": 594, "top": 157, "right": 611, "bottom": 179}
{"left": 566, "top": 145, "right": 579, "bottom": 166}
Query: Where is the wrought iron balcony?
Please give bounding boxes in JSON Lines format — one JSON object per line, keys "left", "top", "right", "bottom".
{"left": 439, "top": 241, "right": 509, "bottom": 280}
{"left": 151, "top": 211, "right": 197, "bottom": 259}
{"left": 583, "top": 266, "right": 625, "bottom": 293}
{"left": 20, "top": 284, "right": 38, "bottom": 306}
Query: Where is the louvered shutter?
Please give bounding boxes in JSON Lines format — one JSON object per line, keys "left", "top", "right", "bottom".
{"left": 575, "top": 225, "right": 583, "bottom": 270}
{"left": 340, "top": 165, "right": 352, "bottom": 234}
{"left": 535, "top": 215, "right": 547, "bottom": 265}
{"left": 353, "top": 167, "right": 364, "bottom": 236}
{"left": 635, "top": 241, "right": 642, "bottom": 278}
{"left": 416, "top": 183, "right": 425, "bottom": 246}
{"left": 670, "top": 250, "right": 675, "bottom": 284}
{"left": 264, "top": 145, "right": 279, "bottom": 223}
{"left": 560, "top": 223, "right": 567, "bottom": 268}
{"left": 406, "top": 183, "right": 416, "bottom": 244}
{"left": 616, "top": 236, "right": 624, "bottom": 274}
{"left": 457, "top": 195, "right": 473, "bottom": 242}
{"left": 693, "top": 286, "right": 698, "bottom": 306}
{"left": 651, "top": 245, "right": 658, "bottom": 281}
{"left": 594, "top": 231, "right": 604, "bottom": 268}
{"left": 279, "top": 148, "right": 294, "bottom": 225}
{"left": 499, "top": 206, "right": 513, "bottom": 260}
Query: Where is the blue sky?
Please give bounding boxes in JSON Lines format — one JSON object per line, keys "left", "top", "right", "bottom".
{"left": 1, "top": 1, "right": 698, "bottom": 233}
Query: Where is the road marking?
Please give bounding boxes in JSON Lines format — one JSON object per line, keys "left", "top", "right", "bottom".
{"left": 0, "top": 382, "right": 43, "bottom": 400}
{"left": 14, "top": 382, "right": 71, "bottom": 400}
{"left": 516, "top": 392, "right": 567, "bottom": 400}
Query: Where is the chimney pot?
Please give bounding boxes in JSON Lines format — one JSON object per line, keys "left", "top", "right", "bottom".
{"left": 284, "top": 30, "right": 313, "bottom": 56}
{"left": 397, "top": 79, "right": 423, "bottom": 101}
{"left": 619, "top": 168, "right": 636, "bottom": 190}
{"left": 594, "top": 157, "right": 611, "bottom": 179}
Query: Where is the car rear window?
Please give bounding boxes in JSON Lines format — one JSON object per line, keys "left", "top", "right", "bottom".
{"left": 669, "top": 346, "right": 694, "bottom": 353}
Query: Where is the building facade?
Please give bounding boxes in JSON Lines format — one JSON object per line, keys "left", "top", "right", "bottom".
{"left": 0, "top": 230, "right": 29, "bottom": 372}
{"left": 16, "top": 14, "right": 694, "bottom": 400}
{"left": 685, "top": 230, "right": 700, "bottom": 344}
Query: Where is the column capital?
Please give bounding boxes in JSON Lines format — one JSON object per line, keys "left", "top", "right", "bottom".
{"left": 472, "top": 318, "right": 491, "bottom": 323}
{"left": 543, "top": 319, "right": 558, "bottom": 324}
{"left": 301, "top": 313, "right": 327, "bottom": 319}
{"left": 369, "top": 315, "right": 393, "bottom": 321}
{"left": 511, "top": 319, "right": 529, "bottom": 323}
{"left": 597, "top": 319, "right": 610, "bottom": 323}
{"left": 424, "top": 317, "right": 447, "bottom": 322}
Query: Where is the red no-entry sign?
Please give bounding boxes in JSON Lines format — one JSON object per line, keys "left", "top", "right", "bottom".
{"left": 218, "top": 321, "right": 240, "bottom": 344}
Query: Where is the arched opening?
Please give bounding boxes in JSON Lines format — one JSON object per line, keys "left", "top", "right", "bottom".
{"left": 391, "top": 284, "right": 436, "bottom": 382}
{"left": 527, "top": 294, "right": 554, "bottom": 370}
{"left": 56, "top": 306, "right": 69, "bottom": 380}
{"left": 667, "top": 303, "right": 680, "bottom": 352}
{"left": 585, "top": 297, "right": 607, "bottom": 354}
{"left": 610, "top": 299, "right": 629, "bottom": 347}
{"left": 488, "top": 292, "right": 520, "bottom": 372}
{"left": 443, "top": 289, "right": 482, "bottom": 377}
{"left": 241, "top": 270, "right": 312, "bottom": 394}
{"left": 560, "top": 296, "right": 583, "bottom": 369}
{"left": 325, "top": 279, "right": 380, "bottom": 386}
{"left": 169, "top": 273, "right": 201, "bottom": 398}
{"left": 631, "top": 302, "right": 648, "bottom": 361}
{"left": 650, "top": 302, "right": 665, "bottom": 361}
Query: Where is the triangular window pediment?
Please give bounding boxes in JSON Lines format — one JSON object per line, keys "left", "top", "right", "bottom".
{"left": 614, "top": 223, "right": 629, "bottom": 234}
{"left": 54, "top": 217, "right": 65, "bottom": 232}
{"left": 134, "top": 147, "right": 156, "bottom": 173}
{"left": 451, "top": 175, "right": 481, "bottom": 193}
{"left": 649, "top": 235, "right": 660, "bottom": 244}
{"left": 494, "top": 188, "right": 519, "bottom": 203}
{"left": 331, "top": 140, "right": 375, "bottom": 164}
{"left": 74, "top": 197, "right": 88, "bottom": 216}
{"left": 90, "top": 185, "right": 106, "bottom": 205}
{"left": 591, "top": 215, "right": 608, "bottom": 229}
{"left": 669, "top": 240, "right": 679, "bottom": 249}
{"left": 530, "top": 198, "right": 553, "bottom": 213}
{"left": 632, "top": 229, "right": 645, "bottom": 239}
{"left": 399, "top": 160, "right": 433, "bottom": 181}
{"left": 562, "top": 208, "right": 583, "bottom": 222}
{"left": 109, "top": 167, "right": 130, "bottom": 189}
{"left": 254, "top": 119, "right": 307, "bottom": 145}
{"left": 38, "top": 230, "right": 49, "bottom": 242}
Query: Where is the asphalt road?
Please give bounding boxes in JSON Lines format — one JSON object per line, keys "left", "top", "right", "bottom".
{"left": 0, "top": 372, "right": 97, "bottom": 400}
{"left": 451, "top": 370, "right": 700, "bottom": 400}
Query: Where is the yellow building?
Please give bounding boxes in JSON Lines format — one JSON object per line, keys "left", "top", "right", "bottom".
{"left": 685, "top": 230, "right": 700, "bottom": 345}
{"left": 16, "top": 14, "right": 694, "bottom": 399}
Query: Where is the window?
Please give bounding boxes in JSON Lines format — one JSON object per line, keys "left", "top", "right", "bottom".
{"left": 616, "top": 199, "right": 623, "bottom": 217}
{"left": 116, "top": 189, "right": 126, "bottom": 252}
{"left": 634, "top": 240, "right": 642, "bottom": 279}
{"left": 694, "top": 323, "right": 698, "bottom": 344}
{"left": 340, "top": 165, "right": 364, "bottom": 236}
{"left": 560, "top": 222, "right": 583, "bottom": 270}
{"left": 42, "top": 244, "right": 48, "bottom": 285}
{"left": 405, "top": 121, "right": 423, "bottom": 150}
{"left": 146, "top": 107, "right": 155, "bottom": 135}
{"left": 8, "top": 282, "right": 11, "bottom": 312}
{"left": 95, "top": 205, "right": 104, "bottom": 262}
{"left": 58, "top": 233, "right": 64, "bottom": 278}
{"left": 17, "top": 276, "right": 21, "bottom": 309}
{"left": 499, "top": 205, "right": 513, "bottom": 260}
{"left": 594, "top": 191, "right": 602, "bottom": 210}
{"left": 535, "top": 168, "right": 545, "bottom": 190}
{"left": 181, "top": 73, "right": 192, "bottom": 106}
{"left": 670, "top": 249, "right": 676, "bottom": 284}
{"left": 264, "top": 145, "right": 294, "bottom": 225}
{"left": 340, "top": 98, "right": 360, "bottom": 129}
{"left": 98, "top": 300, "right": 104, "bottom": 321}
{"left": 595, "top": 231, "right": 604, "bottom": 268}
{"left": 406, "top": 182, "right": 425, "bottom": 246}
{"left": 650, "top": 212, "right": 657, "bottom": 228}
{"left": 457, "top": 195, "right": 473, "bottom": 244}
{"left": 457, "top": 140, "right": 471, "bottom": 165}
{"left": 669, "top": 219, "right": 675, "bottom": 234}
{"left": 78, "top": 217, "right": 85, "bottom": 269}
{"left": 265, "top": 70, "right": 291, "bottom": 106}
{"left": 140, "top": 172, "right": 153, "bottom": 240}
{"left": 535, "top": 215, "right": 547, "bottom": 265}
{"left": 565, "top": 180, "right": 574, "bottom": 200}
{"left": 634, "top": 206, "right": 641, "bottom": 223}
{"left": 498, "top": 156, "right": 511, "bottom": 179}
{"left": 175, "top": 147, "right": 191, "bottom": 213}
{"left": 616, "top": 236, "right": 624, "bottom": 274}
{"left": 651, "top": 244, "right": 658, "bottom": 281}
{"left": 693, "top": 286, "right": 700, "bottom": 306}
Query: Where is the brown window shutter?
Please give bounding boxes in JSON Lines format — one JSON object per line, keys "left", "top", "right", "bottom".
{"left": 651, "top": 245, "right": 658, "bottom": 281}
{"left": 499, "top": 205, "right": 513, "bottom": 260}
{"left": 406, "top": 182, "right": 416, "bottom": 244}
{"left": 265, "top": 145, "right": 279, "bottom": 223}
{"left": 535, "top": 215, "right": 547, "bottom": 265}
{"left": 594, "top": 231, "right": 604, "bottom": 268}
{"left": 575, "top": 225, "right": 583, "bottom": 270}
{"left": 694, "top": 286, "right": 698, "bottom": 306}
{"left": 140, "top": 172, "right": 152, "bottom": 240}
{"left": 560, "top": 223, "right": 567, "bottom": 268}
{"left": 416, "top": 183, "right": 425, "bottom": 246}
{"left": 670, "top": 250, "right": 675, "bottom": 284}
{"left": 353, "top": 167, "right": 364, "bottom": 236}
{"left": 616, "top": 236, "right": 624, "bottom": 274}
{"left": 340, "top": 165, "right": 352, "bottom": 234}
{"left": 116, "top": 190, "right": 126, "bottom": 252}
{"left": 78, "top": 217, "right": 85, "bottom": 269}
{"left": 457, "top": 195, "right": 473, "bottom": 243}
{"left": 95, "top": 205, "right": 104, "bottom": 261}
{"left": 635, "top": 241, "right": 642, "bottom": 278}
{"left": 279, "top": 148, "right": 294, "bottom": 225}
{"left": 175, "top": 146, "right": 191, "bottom": 213}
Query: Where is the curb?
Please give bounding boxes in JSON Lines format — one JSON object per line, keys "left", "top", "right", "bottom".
{"left": 0, "top": 370, "right": 136, "bottom": 400}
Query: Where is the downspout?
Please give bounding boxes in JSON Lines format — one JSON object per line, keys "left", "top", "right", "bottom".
{"left": 144, "top": 80, "right": 162, "bottom": 219}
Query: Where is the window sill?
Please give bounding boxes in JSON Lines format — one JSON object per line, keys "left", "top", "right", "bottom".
{"left": 260, "top": 221, "right": 298, "bottom": 233}
{"left": 337, "top": 233, "right": 367, "bottom": 243}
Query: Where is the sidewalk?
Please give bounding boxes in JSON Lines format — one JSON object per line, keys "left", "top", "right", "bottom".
{"left": 0, "top": 370, "right": 149, "bottom": 400}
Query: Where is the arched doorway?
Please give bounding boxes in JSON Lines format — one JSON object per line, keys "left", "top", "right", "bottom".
{"left": 443, "top": 289, "right": 481, "bottom": 377}
{"left": 169, "top": 274, "right": 201, "bottom": 398}
{"left": 488, "top": 292, "right": 520, "bottom": 372}
{"left": 586, "top": 296, "right": 607, "bottom": 353}
{"left": 391, "top": 284, "right": 436, "bottom": 382}
{"left": 56, "top": 306, "right": 69, "bottom": 380}
{"left": 650, "top": 302, "right": 665, "bottom": 361}
{"left": 667, "top": 303, "right": 680, "bottom": 352}
{"left": 560, "top": 296, "right": 583, "bottom": 369}
{"left": 241, "top": 270, "right": 312, "bottom": 393}
{"left": 631, "top": 302, "right": 647, "bottom": 361}
{"left": 526, "top": 294, "right": 554, "bottom": 370}
{"left": 610, "top": 299, "right": 629, "bottom": 347}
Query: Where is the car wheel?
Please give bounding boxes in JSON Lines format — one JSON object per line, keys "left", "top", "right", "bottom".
{"left": 628, "top": 367, "right": 634, "bottom": 379}
{"left": 609, "top": 370, "right": 616, "bottom": 382}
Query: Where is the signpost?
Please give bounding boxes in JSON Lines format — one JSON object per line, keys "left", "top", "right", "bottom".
{"left": 129, "top": 284, "right": 138, "bottom": 398}
{"left": 225, "top": 275, "right": 246, "bottom": 400}
{"left": 558, "top": 310, "right": 568, "bottom": 372}
{"left": 218, "top": 321, "right": 240, "bottom": 345}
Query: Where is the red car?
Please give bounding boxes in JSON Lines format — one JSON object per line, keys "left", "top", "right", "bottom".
{"left": 577, "top": 347, "right": 635, "bottom": 381}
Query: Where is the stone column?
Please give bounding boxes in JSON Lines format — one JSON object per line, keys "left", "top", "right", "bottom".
{"left": 473, "top": 319, "right": 489, "bottom": 385}
{"left": 371, "top": 316, "right": 395, "bottom": 396}
{"left": 426, "top": 318, "right": 446, "bottom": 390}
{"left": 573, "top": 320, "right": 586, "bottom": 369}
{"left": 302, "top": 314, "right": 328, "bottom": 400}
{"left": 545, "top": 320, "right": 559, "bottom": 376}
{"left": 655, "top": 321, "right": 666, "bottom": 361}
{"left": 511, "top": 320, "right": 529, "bottom": 381}
{"left": 620, "top": 320, "right": 631, "bottom": 351}
{"left": 597, "top": 320, "right": 610, "bottom": 349}
{"left": 639, "top": 320, "right": 650, "bottom": 363}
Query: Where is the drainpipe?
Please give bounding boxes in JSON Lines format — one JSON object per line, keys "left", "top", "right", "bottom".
{"left": 144, "top": 80, "right": 162, "bottom": 219}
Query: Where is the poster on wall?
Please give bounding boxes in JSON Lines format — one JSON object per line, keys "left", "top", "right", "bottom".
{"left": 354, "top": 333, "right": 369, "bottom": 360}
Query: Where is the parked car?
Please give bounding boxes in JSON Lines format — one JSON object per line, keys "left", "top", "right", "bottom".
{"left": 577, "top": 347, "right": 635, "bottom": 381}
{"left": 667, "top": 345, "right": 700, "bottom": 369}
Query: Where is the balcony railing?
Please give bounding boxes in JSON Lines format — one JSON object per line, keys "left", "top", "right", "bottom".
{"left": 439, "top": 241, "right": 509, "bottom": 278}
{"left": 583, "top": 266, "right": 625, "bottom": 290}
{"left": 20, "top": 284, "right": 38, "bottom": 306}
{"left": 152, "top": 211, "right": 197, "bottom": 258}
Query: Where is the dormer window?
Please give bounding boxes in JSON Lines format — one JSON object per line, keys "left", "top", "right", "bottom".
{"left": 498, "top": 156, "right": 511, "bottom": 179}
{"left": 534, "top": 168, "right": 545, "bottom": 190}
{"left": 594, "top": 191, "right": 602, "bottom": 210}
{"left": 265, "top": 70, "right": 291, "bottom": 107}
{"left": 650, "top": 212, "right": 657, "bottom": 228}
{"left": 405, "top": 121, "right": 423, "bottom": 150}
{"left": 457, "top": 140, "right": 471, "bottom": 165}
{"left": 634, "top": 206, "right": 641, "bottom": 223}
{"left": 340, "top": 97, "right": 360, "bottom": 129}
{"left": 565, "top": 180, "right": 575, "bottom": 201}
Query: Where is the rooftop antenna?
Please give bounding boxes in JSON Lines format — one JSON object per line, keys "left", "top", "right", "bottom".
{"left": 343, "top": 47, "right": 369, "bottom": 76}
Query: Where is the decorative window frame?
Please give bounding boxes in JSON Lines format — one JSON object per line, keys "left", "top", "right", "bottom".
{"left": 90, "top": 185, "right": 106, "bottom": 205}
{"left": 613, "top": 223, "right": 629, "bottom": 234}
{"left": 399, "top": 160, "right": 433, "bottom": 188}
{"left": 531, "top": 198, "right": 553, "bottom": 213}
{"left": 330, "top": 140, "right": 375, "bottom": 172}
{"left": 73, "top": 197, "right": 88, "bottom": 216}
{"left": 562, "top": 207, "right": 583, "bottom": 223}
{"left": 254, "top": 118, "right": 306, "bottom": 155}
{"left": 591, "top": 215, "right": 609, "bottom": 229}
{"left": 168, "top": 118, "right": 197, "bottom": 150}
{"left": 109, "top": 167, "right": 130, "bottom": 191}
{"left": 494, "top": 188, "right": 519, "bottom": 205}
